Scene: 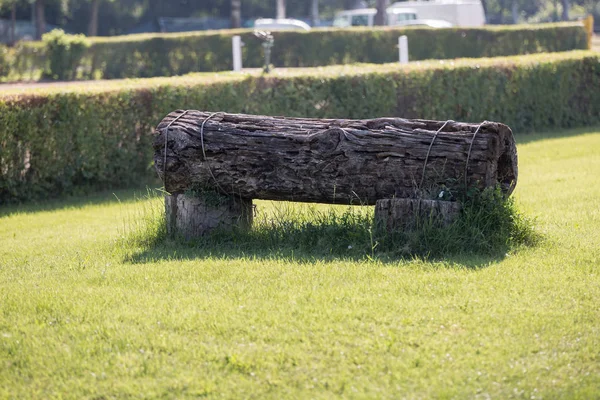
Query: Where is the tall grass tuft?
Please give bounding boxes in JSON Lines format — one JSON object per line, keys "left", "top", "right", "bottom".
{"left": 377, "top": 188, "right": 541, "bottom": 258}
{"left": 120, "top": 187, "right": 539, "bottom": 261}
{"left": 117, "top": 188, "right": 167, "bottom": 250}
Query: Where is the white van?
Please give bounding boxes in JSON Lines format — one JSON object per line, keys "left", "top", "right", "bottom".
{"left": 334, "top": 0, "right": 485, "bottom": 28}
{"left": 333, "top": 7, "right": 452, "bottom": 28}
{"left": 388, "top": 1, "right": 486, "bottom": 27}
{"left": 333, "top": 8, "right": 378, "bottom": 27}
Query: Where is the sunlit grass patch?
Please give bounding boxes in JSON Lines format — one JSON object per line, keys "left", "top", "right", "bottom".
{"left": 1, "top": 126, "right": 599, "bottom": 399}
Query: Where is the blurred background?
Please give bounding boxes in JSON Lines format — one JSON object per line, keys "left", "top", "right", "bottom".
{"left": 0, "top": 0, "right": 598, "bottom": 42}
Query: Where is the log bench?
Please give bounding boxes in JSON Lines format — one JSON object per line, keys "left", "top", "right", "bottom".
{"left": 154, "top": 110, "right": 518, "bottom": 239}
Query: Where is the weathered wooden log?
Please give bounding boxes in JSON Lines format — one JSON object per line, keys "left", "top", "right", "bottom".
{"left": 375, "top": 198, "right": 462, "bottom": 231}
{"left": 154, "top": 110, "right": 517, "bottom": 205}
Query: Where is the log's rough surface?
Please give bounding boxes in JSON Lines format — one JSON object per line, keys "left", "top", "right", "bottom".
{"left": 154, "top": 111, "right": 518, "bottom": 205}
{"left": 375, "top": 199, "right": 462, "bottom": 231}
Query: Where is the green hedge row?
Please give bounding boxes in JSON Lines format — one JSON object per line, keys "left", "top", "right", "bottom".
{"left": 1, "top": 51, "right": 599, "bottom": 203}
{"left": 4, "top": 23, "right": 590, "bottom": 81}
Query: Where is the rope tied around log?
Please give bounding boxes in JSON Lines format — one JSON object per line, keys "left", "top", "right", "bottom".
{"left": 418, "top": 119, "right": 491, "bottom": 197}
{"left": 162, "top": 110, "right": 191, "bottom": 192}
{"left": 419, "top": 120, "right": 453, "bottom": 191}
{"left": 162, "top": 110, "right": 228, "bottom": 195}
{"left": 199, "top": 112, "right": 229, "bottom": 195}
{"left": 155, "top": 111, "right": 517, "bottom": 204}
{"left": 465, "top": 121, "right": 488, "bottom": 192}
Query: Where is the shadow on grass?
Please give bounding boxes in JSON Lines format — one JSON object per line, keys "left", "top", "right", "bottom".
{"left": 122, "top": 240, "right": 509, "bottom": 270}
{"left": 0, "top": 183, "right": 160, "bottom": 218}
{"left": 119, "top": 190, "right": 538, "bottom": 270}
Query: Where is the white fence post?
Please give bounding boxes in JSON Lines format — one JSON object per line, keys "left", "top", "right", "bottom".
{"left": 398, "top": 35, "right": 409, "bottom": 64}
{"left": 232, "top": 35, "right": 243, "bottom": 72}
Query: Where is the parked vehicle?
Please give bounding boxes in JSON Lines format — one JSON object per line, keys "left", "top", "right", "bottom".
{"left": 253, "top": 18, "right": 311, "bottom": 31}
{"left": 387, "top": 7, "right": 453, "bottom": 27}
{"left": 333, "top": 9, "right": 378, "bottom": 27}
{"left": 394, "top": 19, "right": 454, "bottom": 28}
{"left": 388, "top": 1, "right": 485, "bottom": 27}
{"left": 333, "top": 0, "right": 485, "bottom": 28}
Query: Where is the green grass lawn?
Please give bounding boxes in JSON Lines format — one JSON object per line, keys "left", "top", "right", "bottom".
{"left": 1, "top": 127, "right": 599, "bottom": 398}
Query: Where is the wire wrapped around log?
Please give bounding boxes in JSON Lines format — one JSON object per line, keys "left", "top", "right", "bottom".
{"left": 154, "top": 110, "right": 518, "bottom": 205}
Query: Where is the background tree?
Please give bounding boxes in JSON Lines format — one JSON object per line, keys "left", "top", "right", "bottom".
{"left": 34, "top": 0, "right": 45, "bottom": 39}
{"left": 0, "top": 0, "right": 23, "bottom": 42}
{"left": 87, "top": 0, "right": 99, "bottom": 36}
{"left": 561, "top": 0, "right": 569, "bottom": 20}
{"left": 374, "top": 0, "right": 387, "bottom": 25}
{"left": 231, "top": 0, "right": 241, "bottom": 28}
{"left": 7, "top": 0, "right": 17, "bottom": 43}
{"left": 480, "top": 0, "right": 488, "bottom": 21}
{"left": 310, "top": 0, "right": 319, "bottom": 26}
{"left": 1, "top": 0, "right": 598, "bottom": 39}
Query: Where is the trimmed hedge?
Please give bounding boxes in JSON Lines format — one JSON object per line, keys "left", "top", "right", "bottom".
{"left": 5, "top": 22, "right": 590, "bottom": 80}
{"left": 1, "top": 51, "right": 599, "bottom": 203}
{"left": 41, "top": 30, "right": 90, "bottom": 81}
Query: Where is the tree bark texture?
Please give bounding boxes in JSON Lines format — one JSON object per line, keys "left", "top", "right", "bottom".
{"left": 154, "top": 111, "right": 518, "bottom": 205}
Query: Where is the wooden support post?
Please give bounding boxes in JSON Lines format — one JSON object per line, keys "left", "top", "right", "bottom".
{"left": 165, "top": 193, "right": 253, "bottom": 239}
{"left": 375, "top": 198, "right": 462, "bottom": 231}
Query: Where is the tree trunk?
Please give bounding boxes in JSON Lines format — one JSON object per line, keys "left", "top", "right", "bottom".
{"left": 511, "top": 1, "right": 519, "bottom": 24}
{"left": 498, "top": 0, "right": 507, "bottom": 23}
{"left": 480, "top": 0, "right": 488, "bottom": 23}
{"left": 154, "top": 111, "right": 518, "bottom": 205}
{"left": 9, "top": 2, "right": 16, "bottom": 44}
{"left": 88, "top": 0, "right": 100, "bottom": 37}
{"left": 34, "top": 0, "right": 45, "bottom": 40}
{"left": 310, "top": 0, "right": 320, "bottom": 27}
{"left": 231, "top": 0, "right": 241, "bottom": 29}
{"left": 561, "top": 0, "right": 570, "bottom": 21}
{"left": 276, "top": 0, "right": 285, "bottom": 19}
{"left": 374, "top": 0, "right": 388, "bottom": 26}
